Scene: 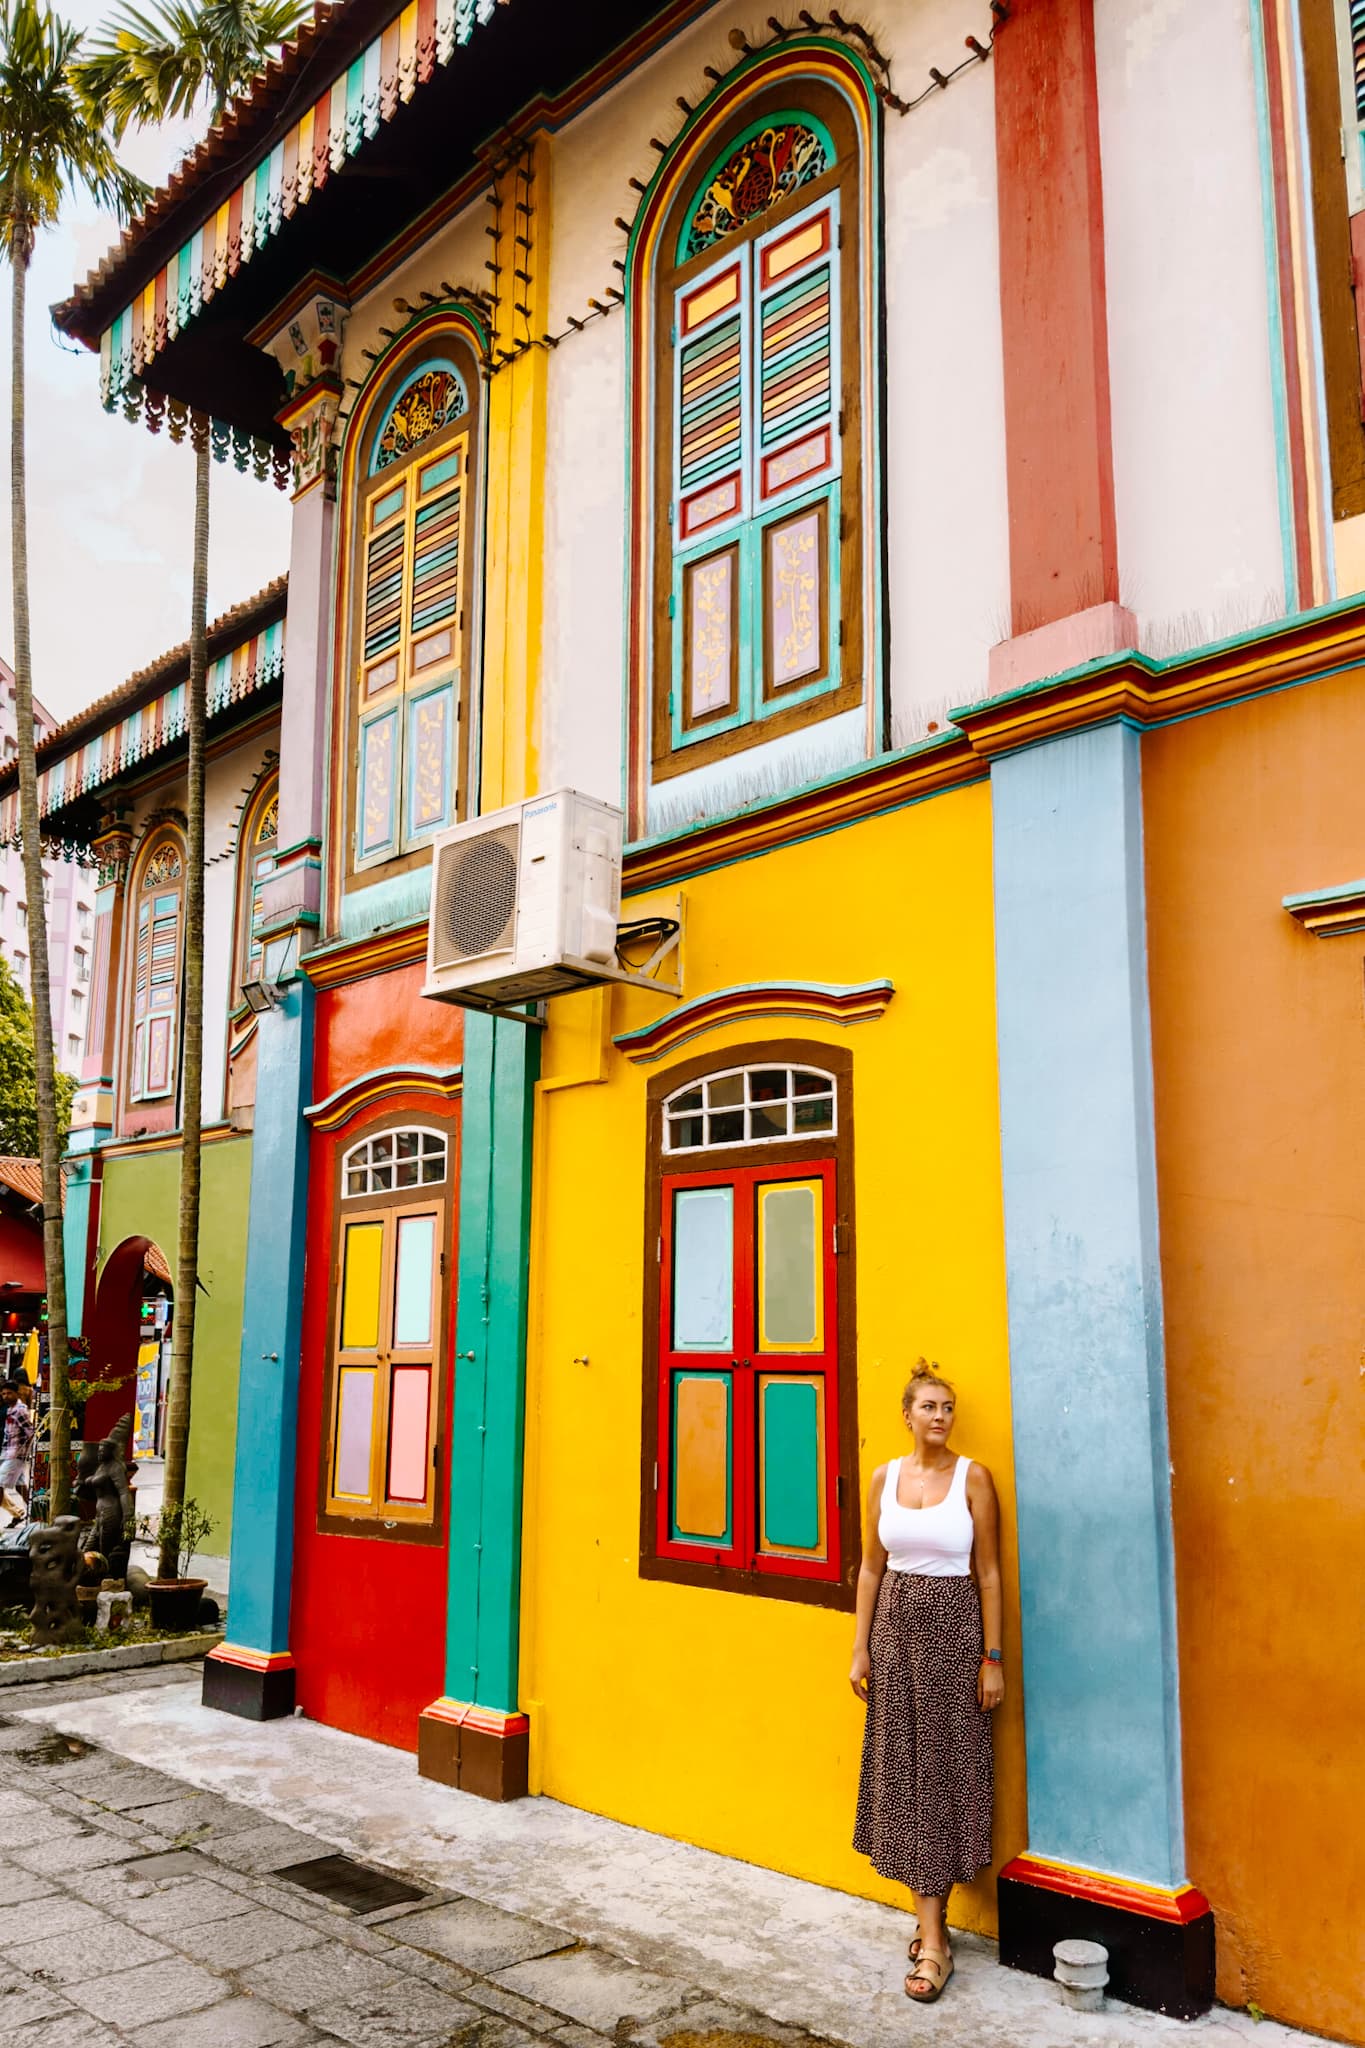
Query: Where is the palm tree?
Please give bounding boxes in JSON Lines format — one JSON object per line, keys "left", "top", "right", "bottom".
{"left": 0, "top": 0, "right": 144, "bottom": 1517}
{"left": 78, "top": 0, "right": 306, "bottom": 1580}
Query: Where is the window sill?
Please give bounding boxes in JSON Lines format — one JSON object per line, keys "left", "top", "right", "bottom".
{"left": 639, "top": 1551, "right": 854, "bottom": 1612}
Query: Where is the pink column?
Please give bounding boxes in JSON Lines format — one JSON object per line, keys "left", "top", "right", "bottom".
{"left": 988, "top": 0, "right": 1136, "bottom": 696}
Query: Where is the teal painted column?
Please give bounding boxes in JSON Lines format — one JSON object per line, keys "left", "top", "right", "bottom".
{"left": 60, "top": 1136, "right": 101, "bottom": 1338}
{"left": 201, "top": 977, "right": 313, "bottom": 1721}
{"left": 419, "top": 1009, "right": 539, "bottom": 1798}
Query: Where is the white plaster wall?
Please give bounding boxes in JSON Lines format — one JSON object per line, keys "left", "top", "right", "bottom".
{"left": 1097, "top": 0, "right": 1287, "bottom": 651}
{"left": 534, "top": 0, "right": 1013, "bottom": 815}
{"left": 342, "top": 210, "right": 489, "bottom": 394}
{"left": 881, "top": 21, "right": 1009, "bottom": 738}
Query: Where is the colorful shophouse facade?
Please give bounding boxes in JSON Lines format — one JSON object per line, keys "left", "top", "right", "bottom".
{"left": 53, "top": 1, "right": 1365, "bottom": 2038}
{"left": 0, "top": 587, "right": 286, "bottom": 1528}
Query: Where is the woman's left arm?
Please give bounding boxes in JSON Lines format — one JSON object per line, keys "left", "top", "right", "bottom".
{"left": 967, "top": 1463, "right": 1005, "bottom": 1712}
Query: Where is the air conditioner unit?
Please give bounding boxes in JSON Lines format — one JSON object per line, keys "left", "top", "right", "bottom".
{"left": 424, "top": 789, "right": 627, "bottom": 1006}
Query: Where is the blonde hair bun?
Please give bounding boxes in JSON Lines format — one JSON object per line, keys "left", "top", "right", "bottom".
{"left": 902, "top": 1357, "right": 956, "bottom": 1406}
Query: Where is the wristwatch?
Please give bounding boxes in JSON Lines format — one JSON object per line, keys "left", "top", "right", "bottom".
{"left": 982, "top": 1649, "right": 1003, "bottom": 1665}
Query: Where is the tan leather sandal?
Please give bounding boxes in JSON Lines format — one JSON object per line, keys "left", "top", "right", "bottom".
{"left": 905, "top": 1947, "right": 954, "bottom": 2003}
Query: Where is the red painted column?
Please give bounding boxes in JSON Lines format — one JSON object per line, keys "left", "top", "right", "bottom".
{"left": 990, "top": 0, "right": 1136, "bottom": 693}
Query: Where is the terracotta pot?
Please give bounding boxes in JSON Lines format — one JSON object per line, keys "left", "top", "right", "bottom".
{"left": 147, "top": 1578, "right": 207, "bottom": 1631}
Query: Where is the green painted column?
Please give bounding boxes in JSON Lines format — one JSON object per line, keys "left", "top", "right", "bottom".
{"left": 419, "top": 1008, "right": 539, "bottom": 1799}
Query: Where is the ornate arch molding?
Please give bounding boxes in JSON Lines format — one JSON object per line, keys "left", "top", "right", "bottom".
{"left": 624, "top": 39, "right": 883, "bottom": 833}
{"left": 304, "top": 1062, "right": 463, "bottom": 1134}
{"left": 614, "top": 978, "right": 894, "bottom": 1064}
{"left": 337, "top": 304, "right": 490, "bottom": 498}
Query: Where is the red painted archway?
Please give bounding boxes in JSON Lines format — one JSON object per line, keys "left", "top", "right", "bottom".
{"left": 88, "top": 1237, "right": 169, "bottom": 1444}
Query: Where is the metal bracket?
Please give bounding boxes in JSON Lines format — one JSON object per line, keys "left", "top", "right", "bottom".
{"left": 450, "top": 996, "right": 548, "bottom": 1029}
{"left": 603, "top": 894, "right": 684, "bottom": 997}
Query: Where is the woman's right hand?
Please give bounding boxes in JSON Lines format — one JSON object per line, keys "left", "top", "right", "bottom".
{"left": 849, "top": 1647, "right": 871, "bottom": 1702}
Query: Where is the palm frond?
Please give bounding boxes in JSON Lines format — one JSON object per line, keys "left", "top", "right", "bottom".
{"left": 75, "top": 0, "right": 309, "bottom": 132}
{"left": 0, "top": 0, "right": 147, "bottom": 261}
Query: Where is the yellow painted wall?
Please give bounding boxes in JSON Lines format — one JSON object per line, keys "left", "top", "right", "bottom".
{"left": 519, "top": 781, "right": 1025, "bottom": 1935}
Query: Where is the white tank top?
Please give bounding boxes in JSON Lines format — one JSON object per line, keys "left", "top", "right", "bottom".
{"left": 880, "top": 1455, "right": 975, "bottom": 1577}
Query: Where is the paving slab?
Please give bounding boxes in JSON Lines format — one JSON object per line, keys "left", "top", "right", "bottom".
{"left": 207, "top": 1820, "right": 340, "bottom": 1874}
{"left": 0, "top": 1804, "right": 87, "bottom": 1847}
{"left": 93, "top": 1871, "right": 258, "bottom": 1934}
{"left": 45, "top": 1761, "right": 187, "bottom": 1807}
{"left": 172, "top": 1904, "right": 328, "bottom": 1968}
{"left": 64, "top": 1951, "right": 226, "bottom": 2022}
{"left": 122, "top": 1791, "right": 263, "bottom": 1839}
{"left": 493, "top": 1951, "right": 694, "bottom": 2031}
{"left": 0, "top": 1892, "right": 103, "bottom": 1945}
{"left": 11, "top": 1822, "right": 170, "bottom": 1874}
{"left": 138, "top": 1992, "right": 310, "bottom": 2048}
{"left": 0, "top": 1785, "right": 45, "bottom": 1816}
{"left": 0, "top": 1912, "right": 172, "bottom": 1982}
{"left": 6, "top": 2008, "right": 109, "bottom": 2046}
{"left": 307, "top": 1976, "right": 482, "bottom": 2047}
{"left": 0, "top": 1964, "right": 71, "bottom": 2026}
{"left": 386, "top": 1896, "right": 574, "bottom": 1974}
{"left": 0, "top": 1871, "right": 55, "bottom": 1905}
{"left": 238, "top": 1936, "right": 406, "bottom": 2017}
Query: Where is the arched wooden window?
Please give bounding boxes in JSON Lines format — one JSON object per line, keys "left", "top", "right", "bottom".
{"left": 642, "top": 1042, "right": 858, "bottom": 1609}
{"left": 345, "top": 344, "right": 480, "bottom": 882}
{"left": 127, "top": 829, "right": 185, "bottom": 1105}
{"left": 235, "top": 770, "right": 279, "bottom": 1002}
{"left": 645, "top": 77, "right": 871, "bottom": 786}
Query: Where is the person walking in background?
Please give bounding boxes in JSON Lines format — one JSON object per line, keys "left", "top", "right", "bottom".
{"left": 0, "top": 1381, "right": 33, "bottom": 1526}
{"left": 850, "top": 1360, "right": 1004, "bottom": 2005}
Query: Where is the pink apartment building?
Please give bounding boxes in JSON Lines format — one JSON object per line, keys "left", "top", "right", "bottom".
{"left": 0, "top": 659, "right": 96, "bottom": 1078}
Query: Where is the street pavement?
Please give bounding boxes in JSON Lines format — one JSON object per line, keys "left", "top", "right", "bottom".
{"left": 0, "top": 1663, "right": 1316, "bottom": 2048}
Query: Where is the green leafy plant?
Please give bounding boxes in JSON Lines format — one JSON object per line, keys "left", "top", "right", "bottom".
{"left": 137, "top": 1496, "right": 213, "bottom": 1580}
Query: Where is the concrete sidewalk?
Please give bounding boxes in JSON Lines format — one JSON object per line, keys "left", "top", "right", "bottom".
{"left": 8, "top": 1666, "right": 1315, "bottom": 2048}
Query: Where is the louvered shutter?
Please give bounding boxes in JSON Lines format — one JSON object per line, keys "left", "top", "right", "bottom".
{"left": 671, "top": 250, "right": 752, "bottom": 741}
{"left": 753, "top": 193, "right": 839, "bottom": 508}
{"left": 752, "top": 194, "right": 841, "bottom": 710}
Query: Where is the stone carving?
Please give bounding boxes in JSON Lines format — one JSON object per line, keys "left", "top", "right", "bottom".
{"left": 27, "top": 1518, "right": 84, "bottom": 1646}
{"left": 94, "top": 1587, "right": 132, "bottom": 1633}
{"left": 75, "top": 1413, "right": 135, "bottom": 1578}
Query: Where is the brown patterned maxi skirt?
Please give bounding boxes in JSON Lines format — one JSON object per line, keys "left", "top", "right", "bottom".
{"left": 853, "top": 1571, "right": 994, "bottom": 1895}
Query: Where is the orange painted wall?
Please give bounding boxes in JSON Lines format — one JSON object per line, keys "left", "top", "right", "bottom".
{"left": 312, "top": 959, "right": 463, "bottom": 1099}
{"left": 1143, "top": 672, "right": 1365, "bottom": 2043}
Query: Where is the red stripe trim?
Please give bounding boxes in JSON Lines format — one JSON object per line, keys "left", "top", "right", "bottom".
{"left": 1000, "top": 1855, "right": 1210, "bottom": 1925}
{"left": 207, "top": 1643, "right": 295, "bottom": 1673}
{"left": 420, "top": 1696, "right": 529, "bottom": 1738}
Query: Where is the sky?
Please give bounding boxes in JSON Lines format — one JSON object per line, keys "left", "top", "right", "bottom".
{"left": 0, "top": 0, "right": 292, "bottom": 725}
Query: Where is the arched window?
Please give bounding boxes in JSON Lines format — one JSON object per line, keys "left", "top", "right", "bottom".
{"left": 234, "top": 770, "right": 278, "bottom": 1003}
{"left": 643, "top": 1043, "right": 857, "bottom": 1608}
{"left": 639, "top": 69, "right": 874, "bottom": 793}
{"left": 127, "top": 828, "right": 185, "bottom": 1105}
{"left": 345, "top": 342, "right": 481, "bottom": 881}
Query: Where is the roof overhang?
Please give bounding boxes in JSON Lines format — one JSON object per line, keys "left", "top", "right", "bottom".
{"left": 0, "top": 582, "right": 286, "bottom": 857}
{"left": 53, "top": 0, "right": 703, "bottom": 460}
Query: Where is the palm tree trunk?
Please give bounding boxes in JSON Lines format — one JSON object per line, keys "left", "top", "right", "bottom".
{"left": 158, "top": 433, "right": 209, "bottom": 1582}
{"left": 10, "top": 249, "right": 72, "bottom": 1518}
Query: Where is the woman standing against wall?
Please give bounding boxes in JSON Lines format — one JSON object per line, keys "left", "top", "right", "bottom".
{"left": 850, "top": 1361, "right": 1004, "bottom": 2004}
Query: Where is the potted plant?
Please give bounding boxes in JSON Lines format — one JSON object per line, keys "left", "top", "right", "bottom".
{"left": 140, "top": 1499, "right": 214, "bottom": 1630}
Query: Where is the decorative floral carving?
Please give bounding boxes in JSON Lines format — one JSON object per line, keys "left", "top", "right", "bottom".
{"left": 686, "top": 124, "right": 829, "bottom": 258}
{"left": 374, "top": 367, "right": 466, "bottom": 470}
{"left": 142, "top": 840, "right": 183, "bottom": 887}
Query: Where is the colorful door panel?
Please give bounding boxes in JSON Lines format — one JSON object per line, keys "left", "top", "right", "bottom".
{"left": 657, "top": 1157, "right": 839, "bottom": 1582}
{"left": 327, "top": 1202, "right": 440, "bottom": 1522}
